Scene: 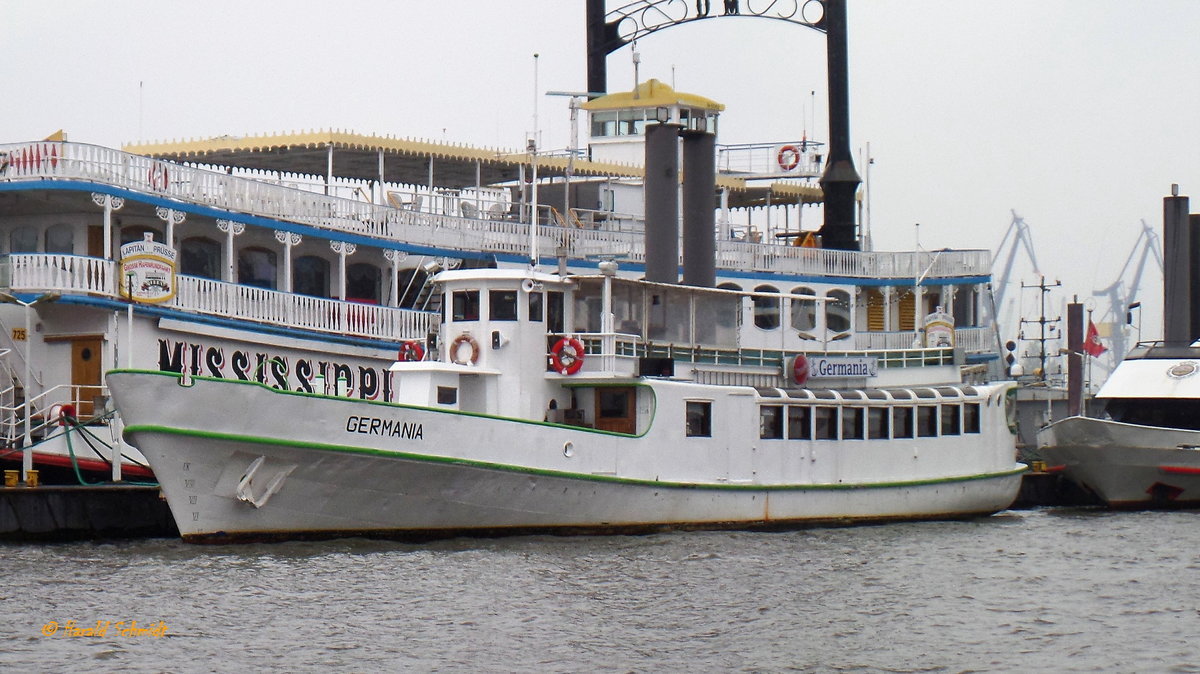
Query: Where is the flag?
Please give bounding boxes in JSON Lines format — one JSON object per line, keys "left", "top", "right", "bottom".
{"left": 1084, "top": 320, "right": 1107, "bottom": 357}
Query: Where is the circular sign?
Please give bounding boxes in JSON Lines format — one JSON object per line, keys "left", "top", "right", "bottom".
{"left": 792, "top": 354, "right": 810, "bottom": 387}
{"left": 1167, "top": 361, "right": 1199, "bottom": 379}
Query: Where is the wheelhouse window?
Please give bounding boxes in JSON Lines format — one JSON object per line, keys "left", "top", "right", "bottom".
{"left": 45, "top": 223, "right": 73, "bottom": 254}
{"left": 489, "top": 289, "right": 518, "bottom": 321}
{"left": 293, "top": 255, "right": 330, "bottom": 297}
{"left": 347, "top": 262, "right": 381, "bottom": 303}
{"left": 451, "top": 290, "right": 480, "bottom": 321}
{"left": 686, "top": 401, "right": 712, "bottom": 437}
{"left": 753, "top": 286, "right": 781, "bottom": 330}
{"left": 238, "top": 247, "right": 277, "bottom": 289}
{"left": 180, "top": 237, "right": 220, "bottom": 279}
{"left": 826, "top": 289, "right": 851, "bottom": 333}
{"left": 759, "top": 406, "right": 783, "bottom": 439}
{"left": 528, "top": 291, "right": 544, "bottom": 322}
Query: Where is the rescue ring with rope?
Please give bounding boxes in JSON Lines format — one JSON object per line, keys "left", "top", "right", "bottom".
{"left": 777, "top": 144, "right": 800, "bottom": 172}
{"left": 148, "top": 162, "right": 170, "bottom": 191}
{"left": 450, "top": 333, "right": 480, "bottom": 365}
{"left": 550, "top": 337, "right": 586, "bottom": 375}
{"left": 398, "top": 340, "right": 425, "bottom": 362}
{"left": 792, "top": 354, "right": 809, "bottom": 387}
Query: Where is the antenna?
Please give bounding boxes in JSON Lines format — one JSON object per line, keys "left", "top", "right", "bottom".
{"left": 632, "top": 43, "right": 641, "bottom": 94}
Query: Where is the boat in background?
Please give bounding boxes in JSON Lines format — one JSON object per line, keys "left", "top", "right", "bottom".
{"left": 1038, "top": 341, "right": 1200, "bottom": 508}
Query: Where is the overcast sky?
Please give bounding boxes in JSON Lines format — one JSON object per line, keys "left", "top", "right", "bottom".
{"left": 6, "top": 1, "right": 1199, "bottom": 351}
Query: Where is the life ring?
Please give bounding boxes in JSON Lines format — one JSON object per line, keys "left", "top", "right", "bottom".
{"left": 450, "top": 333, "right": 480, "bottom": 365}
{"left": 398, "top": 340, "right": 425, "bottom": 362}
{"left": 792, "top": 354, "right": 809, "bottom": 386}
{"left": 550, "top": 337, "right": 585, "bottom": 375}
{"left": 777, "top": 145, "right": 800, "bottom": 171}
{"left": 148, "top": 162, "right": 170, "bottom": 191}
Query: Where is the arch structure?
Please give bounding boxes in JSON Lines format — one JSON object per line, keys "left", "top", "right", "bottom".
{"left": 601, "top": 0, "right": 827, "bottom": 56}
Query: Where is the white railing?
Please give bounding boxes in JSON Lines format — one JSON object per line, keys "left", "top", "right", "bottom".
{"left": 853, "top": 326, "right": 994, "bottom": 353}
{"left": 0, "top": 141, "right": 992, "bottom": 281}
{"left": 3, "top": 254, "right": 435, "bottom": 342}
{"left": 717, "top": 140, "right": 825, "bottom": 178}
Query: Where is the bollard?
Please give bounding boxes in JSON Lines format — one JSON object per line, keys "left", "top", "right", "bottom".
{"left": 4, "top": 470, "right": 17, "bottom": 488}
{"left": 25, "top": 469, "right": 39, "bottom": 488}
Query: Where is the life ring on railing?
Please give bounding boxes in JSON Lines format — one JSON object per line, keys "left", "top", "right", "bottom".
{"left": 148, "top": 162, "right": 170, "bottom": 191}
{"left": 777, "top": 144, "right": 800, "bottom": 171}
{"left": 47, "top": 403, "right": 76, "bottom": 426}
{"left": 550, "top": 337, "right": 586, "bottom": 375}
{"left": 450, "top": 333, "right": 480, "bottom": 365}
{"left": 398, "top": 340, "right": 425, "bottom": 362}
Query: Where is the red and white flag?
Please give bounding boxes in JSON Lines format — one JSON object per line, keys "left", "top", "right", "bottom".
{"left": 1084, "top": 320, "right": 1107, "bottom": 357}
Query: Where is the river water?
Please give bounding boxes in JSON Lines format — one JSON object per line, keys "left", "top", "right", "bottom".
{"left": 3, "top": 508, "right": 1198, "bottom": 672}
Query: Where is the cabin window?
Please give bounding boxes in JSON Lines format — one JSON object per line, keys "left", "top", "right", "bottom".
{"left": 867, "top": 407, "right": 890, "bottom": 439}
{"left": 759, "top": 406, "right": 784, "bottom": 439}
{"left": 814, "top": 406, "right": 838, "bottom": 440}
{"left": 941, "top": 404, "right": 961, "bottom": 436}
{"left": 696, "top": 292, "right": 739, "bottom": 346}
{"left": 787, "top": 406, "right": 811, "bottom": 440}
{"left": 294, "top": 255, "right": 330, "bottom": 297}
{"left": 10, "top": 226, "right": 37, "bottom": 253}
{"left": 826, "top": 289, "right": 851, "bottom": 333}
{"left": 964, "top": 403, "right": 981, "bottom": 433}
{"left": 547, "top": 291, "right": 565, "bottom": 333}
{"left": 612, "top": 283, "right": 643, "bottom": 336}
{"left": 45, "top": 223, "right": 73, "bottom": 254}
{"left": 753, "top": 286, "right": 781, "bottom": 330}
{"left": 790, "top": 286, "right": 817, "bottom": 332}
{"left": 893, "top": 407, "right": 915, "bottom": 438}
{"left": 648, "top": 288, "right": 690, "bottom": 343}
{"left": 347, "top": 263, "right": 381, "bottom": 303}
{"left": 238, "top": 247, "right": 277, "bottom": 289}
{"left": 437, "top": 386, "right": 457, "bottom": 405}
{"left": 180, "top": 237, "right": 220, "bottom": 280}
{"left": 917, "top": 406, "right": 938, "bottom": 437}
{"left": 451, "top": 290, "right": 480, "bottom": 321}
{"left": 489, "top": 289, "right": 518, "bottom": 321}
{"left": 686, "top": 401, "right": 712, "bottom": 437}
{"left": 843, "top": 407, "right": 865, "bottom": 440}
{"left": 528, "top": 291, "right": 544, "bottom": 322}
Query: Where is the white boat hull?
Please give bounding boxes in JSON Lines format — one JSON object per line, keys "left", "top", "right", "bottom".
{"left": 1038, "top": 416, "right": 1200, "bottom": 507}
{"left": 110, "top": 371, "right": 1024, "bottom": 542}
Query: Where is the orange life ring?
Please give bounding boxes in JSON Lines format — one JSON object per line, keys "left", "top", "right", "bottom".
{"left": 398, "top": 340, "right": 425, "bottom": 362}
{"left": 550, "top": 337, "right": 585, "bottom": 375}
{"left": 450, "top": 333, "right": 479, "bottom": 365}
{"left": 777, "top": 145, "right": 800, "bottom": 171}
{"left": 148, "top": 162, "right": 170, "bottom": 191}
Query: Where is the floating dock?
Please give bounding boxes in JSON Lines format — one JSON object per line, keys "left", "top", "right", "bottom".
{"left": 0, "top": 483, "right": 176, "bottom": 541}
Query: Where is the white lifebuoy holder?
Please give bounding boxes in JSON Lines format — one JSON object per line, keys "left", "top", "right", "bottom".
{"left": 792, "top": 354, "right": 810, "bottom": 387}
{"left": 148, "top": 162, "right": 170, "bottom": 191}
{"left": 550, "top": 337, "right": 585, "bottom": 375}
{"left": 450, "top": 333, "right": 480, "bottom": 365}
{"left": 777, "top": 145, "right": 800, "bottom": 172}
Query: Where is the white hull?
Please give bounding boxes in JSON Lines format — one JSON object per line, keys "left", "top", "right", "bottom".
{"left": 1038, "top": 416, "right": 1200, "bottom": 507}
{"left": 110, "top": 371, "right": 1024, "bottom": 542}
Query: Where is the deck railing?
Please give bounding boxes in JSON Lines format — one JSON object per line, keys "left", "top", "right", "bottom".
{"left": 0, "top": 141, "right": 992, "bottom": 281}
{"left": 2, "top": 253, "right": 435, "bottom": 342}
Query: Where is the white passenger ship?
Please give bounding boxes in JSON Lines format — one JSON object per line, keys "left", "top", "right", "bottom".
{"left": 0, "top": 81, "right": 1009, "bottom": 516}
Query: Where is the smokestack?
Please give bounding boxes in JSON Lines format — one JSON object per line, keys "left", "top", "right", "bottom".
{"left": 1066, "top": 301, "right": 1083, "bottom": 417}
{"left": 644, "top": 123, "right": 680, "bottom": 284}
{"left": 818, "top": 0, "right": 861, "bottom": 251}
{"left": 681, "top": 130, "right": 716, "bottom": 287}
{"left": 1163, "top": 187, "right": 1190, "bottom": 344}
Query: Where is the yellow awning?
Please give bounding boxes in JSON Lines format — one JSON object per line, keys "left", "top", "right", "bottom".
{"left": 581, "top": 79, "right": 724, "bottom": 113}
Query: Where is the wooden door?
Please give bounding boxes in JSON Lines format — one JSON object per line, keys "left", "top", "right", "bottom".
{"left": 71, "top": 337, "right": 103, "bottom": 417}
{"left": 594, "top": 386, "right": 637, "bottom": 435}
{"left": 87, "top": 226, "right": 104, "bottom": 258}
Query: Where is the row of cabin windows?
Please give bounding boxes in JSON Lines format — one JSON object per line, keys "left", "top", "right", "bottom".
{"left": 724, "top": 284, "right": 852, "bottom": 333}
{"left": 684, "top": 401, "right": 982, "bottom": 439}
{"left": 449, "top": 289, "right": 565, "bottom": 331}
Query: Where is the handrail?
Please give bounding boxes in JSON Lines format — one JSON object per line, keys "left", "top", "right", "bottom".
{"left": 0, "top": 141, "right": 993, "bottom": 281}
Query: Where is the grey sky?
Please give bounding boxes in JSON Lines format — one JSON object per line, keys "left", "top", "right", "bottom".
{"left": 6, "top": 1, "right": 1198, "bottom": 346}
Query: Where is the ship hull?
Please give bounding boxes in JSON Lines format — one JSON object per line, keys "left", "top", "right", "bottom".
{"left": 1038, "top": 416, "right": 1200, "bottom": 508}
{"left": 110, "top": 371, "right": 1025, "bottom": 543}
